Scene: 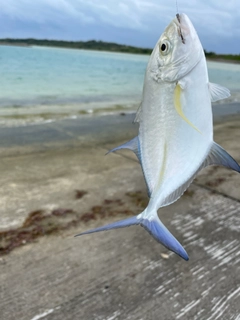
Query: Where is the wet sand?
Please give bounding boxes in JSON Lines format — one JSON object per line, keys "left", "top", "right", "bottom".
{"left": 0, "top": 107, "right": 240, "bottom": 319}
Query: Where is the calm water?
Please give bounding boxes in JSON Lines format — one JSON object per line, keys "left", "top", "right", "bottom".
{"left": 0, "top": 45, "right": 240, "bottom": 125}
{"left": 0, "top": 45, "right": 147, "bottom": 107}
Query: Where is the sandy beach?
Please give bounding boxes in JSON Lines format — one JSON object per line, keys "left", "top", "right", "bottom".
{"left": 0, "top": 106, "right": 240, "bottom": 319}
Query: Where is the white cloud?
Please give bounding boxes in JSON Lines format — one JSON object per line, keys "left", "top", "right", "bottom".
{"left": 0, "top": 0, "right": 94, "bottom": 24}
{"left": 0, "top": 0, "right": 239, "bottom": 53}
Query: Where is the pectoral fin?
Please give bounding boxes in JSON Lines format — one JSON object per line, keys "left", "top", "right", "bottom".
{"left": 208, "top": 82, "right": 230, "bottom": 102}
{"left": 174, "top": 84, "right": 201, "bottom": 133}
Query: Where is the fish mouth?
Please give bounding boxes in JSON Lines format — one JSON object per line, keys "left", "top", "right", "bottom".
{"left": 176, "top": 13, "right": 181, "bottom": 23}
{"left": 175, "top": 14, "right": 185, "bottom": 44}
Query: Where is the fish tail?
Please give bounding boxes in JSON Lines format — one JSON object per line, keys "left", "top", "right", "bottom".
{"left": 140, "top": 214, "right": 189, "bottom": 261}
{"left": 74, "top": 216, "right": 140, "bottom": 236}
{"left": 75, "top": 213, "right": 188, "bottom": 261}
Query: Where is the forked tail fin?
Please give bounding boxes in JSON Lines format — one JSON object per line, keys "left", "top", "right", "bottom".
{"left": 141, "top": 215, "right": 189, "bottom": 260}
{"left": 75, "top": 216, "right": 139, "bottom": 235}
{"left": 75, "top": 214, "right": 188, "bottom": 261}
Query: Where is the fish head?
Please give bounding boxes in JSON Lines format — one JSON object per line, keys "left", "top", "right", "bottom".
{"left": 151, "top": 13, "right": 204, "bottom": 82}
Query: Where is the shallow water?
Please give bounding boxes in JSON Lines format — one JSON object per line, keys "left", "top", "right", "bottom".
{"left": 0, "top": 45, "right": 240, "bottom": 126}
{"left": 0, "top": 46, "right": 147, "bottom": 107}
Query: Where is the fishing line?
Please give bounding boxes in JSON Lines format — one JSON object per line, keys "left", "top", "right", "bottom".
{"left": 176, "top": 0, "right": 179, "bottom": 14}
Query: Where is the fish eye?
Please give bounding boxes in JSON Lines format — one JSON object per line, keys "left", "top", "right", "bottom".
{"left": 159, "top": 40, "right": 171, "bottom": 56}
{"left": 161, "top": 44, "right": 166, "bottom": 51}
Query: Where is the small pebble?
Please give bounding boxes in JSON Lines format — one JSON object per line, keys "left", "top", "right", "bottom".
{"left": 161, "top": 253, "right": 169, "bottom": 259}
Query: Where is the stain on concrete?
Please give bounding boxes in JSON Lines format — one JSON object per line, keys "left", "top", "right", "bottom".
{"left": 206, "top": 177, "right": 226, "bottom": 187}
{"left": 0, "top": 192, "right": 149, "bottom": 256}
{"left": 125, "top": 191, "right": 148, "bottom": 208}
{"left": 75, "top": 190, "right": 88, "bottom": 199}
{"left": 0, "top": 208, "right": 75, "bottom": 256}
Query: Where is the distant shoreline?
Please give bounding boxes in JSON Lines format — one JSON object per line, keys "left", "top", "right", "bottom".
{"left": 0, "top": 42, "right": 29, "bottom": 47}
{"left": 0, "top": 39, "right": 239, "bottom": 63}
{"left": 206, "top": 57, "right": 240, "bottom": 65}
{"left": 0, "top": 39, "right": 151, "bottom": 55}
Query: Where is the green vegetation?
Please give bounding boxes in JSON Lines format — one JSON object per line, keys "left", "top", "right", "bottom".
{"left": 0, "top": 38, "right": 152, "bottom": 55}
{"left": 204, "top": 50, "right": 240, "bottom": 63}
{"left": 0, "top": 39, "right": 239, "bottom": 62}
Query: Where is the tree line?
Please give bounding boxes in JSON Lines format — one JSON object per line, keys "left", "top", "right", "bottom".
{"left": 0, "top": 39, "right": 239, "bottom": 61}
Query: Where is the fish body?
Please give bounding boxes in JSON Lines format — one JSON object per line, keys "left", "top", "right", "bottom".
{"left": 76, "top": 14, "right": 240, "bottom": 260}
{"left": 139, "top": 51, "right": 212, "bottom": 211}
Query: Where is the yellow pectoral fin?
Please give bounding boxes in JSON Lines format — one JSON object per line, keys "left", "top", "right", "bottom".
{"left": 174, "top": 84, "right": 201, "bottom": 134}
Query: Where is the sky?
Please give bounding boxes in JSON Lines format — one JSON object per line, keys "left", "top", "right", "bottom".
{"left": 0, "top": 0, "right": 239, "bottom": 54}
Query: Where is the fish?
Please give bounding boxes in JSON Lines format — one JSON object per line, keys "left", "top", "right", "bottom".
{"left": 75, "top": 13, "right": 240, "bottom": 260}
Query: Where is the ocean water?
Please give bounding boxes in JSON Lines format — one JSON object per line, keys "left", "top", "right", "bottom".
{"left": 0, "top": 45, "right": 240, "bottom": 126}
{"left": 0, "top": 45, "right": 147, "bottom": 107}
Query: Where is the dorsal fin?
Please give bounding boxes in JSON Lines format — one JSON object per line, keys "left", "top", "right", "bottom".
{"left": 107, "top": 137, "right": 152, "bottom": 197}
{"left": 107, "top": 136, "right": 139, "bottom": 158}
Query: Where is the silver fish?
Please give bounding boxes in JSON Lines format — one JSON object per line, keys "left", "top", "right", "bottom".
{"left": 76, "top": 13, "right": 240, "bottom": 260}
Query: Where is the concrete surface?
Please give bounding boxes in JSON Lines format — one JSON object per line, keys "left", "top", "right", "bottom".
{"left": 0, "top": 112, "right": 239, "bottom": 319}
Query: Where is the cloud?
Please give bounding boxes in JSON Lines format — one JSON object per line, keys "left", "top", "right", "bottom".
{"left": 0, "top": 0, "right": 94, "bottom": 24}
{"left": 0, "top": 0, "right": 239, "bottom": 53}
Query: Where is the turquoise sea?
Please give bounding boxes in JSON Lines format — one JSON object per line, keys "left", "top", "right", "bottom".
{"left": 0, "top": 45, "right": 240, "bottom": 126}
